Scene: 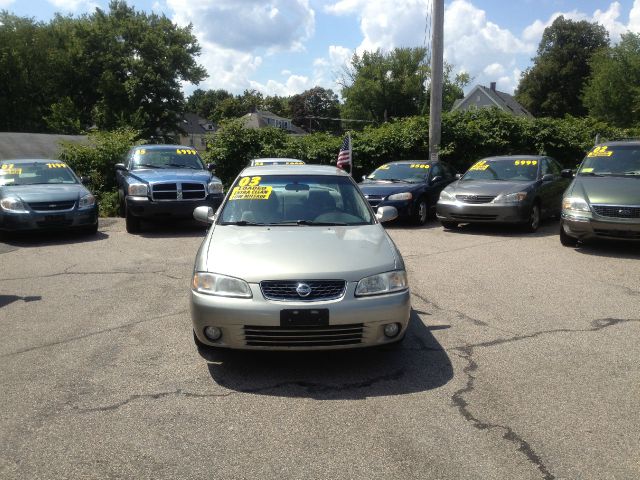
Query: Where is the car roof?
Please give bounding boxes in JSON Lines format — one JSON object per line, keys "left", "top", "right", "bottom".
{"left": 384, "top": 160, "right": 433, "bottom": 164}
{"left": 482, "top": 155, "right": 545, "bottom": 161}
{"left": 1, "top": 158, "right": 63, "bottom": 164}
{"left": 131, "top": 144, "right": 195, "bottom": 150}
{"left": 241, "top": 164, "right": 349, "bottom": 177}
{"left": 600, "top": 141, "right": 640, "bottom": 147}
{"left": 251, "top": 157, "right": 305, "bottom": 163}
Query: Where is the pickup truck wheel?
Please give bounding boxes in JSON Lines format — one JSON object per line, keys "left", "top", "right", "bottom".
{"left": 125, "top": 210, "right": 141, "bottom": 233}
{"left": 118, "top": 190, "right": 126, "bottom": 218}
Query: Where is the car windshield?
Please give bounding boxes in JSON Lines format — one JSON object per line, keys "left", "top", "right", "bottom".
{"left": 462, "top": 158, "right": 539, "bottom": 181}
{"left": 130, "top": 147, "right": 205, "bottom": 170}
{"left": 0, "top": 161, "right": 78, "bottom": 186}
{"left": 251, "top": 159, "right": 305, "bottom": 166}
{"left": 366, "top": 162, "right": 431, "bottom": 183}
{"left": 579, "top": 145, "right": 640, "bottom": 176}
{"left": 219, "top": 174, "right": 374, "bottom": 226}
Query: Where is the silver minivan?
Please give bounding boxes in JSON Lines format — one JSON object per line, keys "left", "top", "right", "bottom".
{"left": 190, "top": 165, "right": 410, "bottom": 351}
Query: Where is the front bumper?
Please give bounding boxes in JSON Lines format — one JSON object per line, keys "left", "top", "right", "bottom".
{"left": 0, "top": 206, "right": 98, "bottom": 232}
{"left": 561, "top": 213, "right": 640, "bottom": 241}
{"left": 126, "top": 194, "right": 223, "bottom": 219}
{"left": 191, "top": 283, "right": 411, "bottom": 351}
{"left": 436, "top": 200, "right": 530, "bottom": 224}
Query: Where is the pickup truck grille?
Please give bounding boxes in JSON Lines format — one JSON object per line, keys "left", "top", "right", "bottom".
{"left": 151, "top": 182, "right": 206, "bottom": 201}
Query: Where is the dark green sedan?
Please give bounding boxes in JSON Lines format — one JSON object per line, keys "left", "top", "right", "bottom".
{"left": 0, "top": 159, "right": 98, "bottom": 236}
{"left": 560, "top": 142, "right": 640, "bottom": 245}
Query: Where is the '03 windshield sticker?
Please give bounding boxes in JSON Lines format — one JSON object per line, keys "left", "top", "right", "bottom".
{"left": 410, "top": 164, "right": 430, "bottom": 169}
{"left": 230, "top": 176, "right": 273, "bottom": 200}
{"left": 469, "top": 160, "right": 490, "bottom": 171}
{"left": 0, "top": 164, "right": 22, "bottom": 175}
{"left": 588, "top": 146, "right": 613, "bottom": 157}
{"left": 514, "top": 160, "right": 538, "bottom": 166}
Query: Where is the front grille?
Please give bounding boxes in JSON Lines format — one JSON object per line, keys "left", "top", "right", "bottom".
{"left": 244, "top": 323, "right": 363, "bottom": 347}
{"left": 592, "top": 205, "right": 640, "bottom": 219}
{"left": 451, "top": 213, "right": 498, "bottom": 220}
{"left": 28, "top": 201, "right": 75, "bottom": 211}
{"left": 456, "top": 195, "right": 496, "bottom": 204}
{"left": 151, "top": 182, "right": 206, "bottom": 201}
{"left": 261, "top": 280, "right": 346, "bottom": 301}
{"left": 594, "top": 229, "right": 640, "bottom": 239}
{"left": 365, "top": 195, "right": 384, "bottom": 207}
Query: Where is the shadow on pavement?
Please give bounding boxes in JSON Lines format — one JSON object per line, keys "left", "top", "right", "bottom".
{"left": 137, "top": 220, "right": 208, "bottom": 239}
{"left": 572, "top": 239, "right": 640, "bottom": 259}
{"left": 0, "top": 295, "right": 42, "bottom": 309}
{"left": 438, "top": 219, "right": 560, "bottom": 238}
{"left": 1, "top": 229, "right": 108, "bottom": 248}
{"left": 202, "top": 310, "right": 452, "bottom": 400}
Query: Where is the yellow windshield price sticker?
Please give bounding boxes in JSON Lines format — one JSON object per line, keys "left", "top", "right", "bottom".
{"left": 588, "top": 146, "right": 613, "bottom": 157}
{"left": 0, "top": 168, "right": 22, "bottom": 175}
{"left": 46, "top": 163, "right": 66, "bottom": 169}
{"left": 135, "top": 148, "right": 146, "bottom": 155}
{"left": 581, "top": 167, "right": 594, "bottom": 173}
{"left": 230, "top": 176, "right": 272, "bottom": 200}
{"left": 469, "top": 160, "right": 490, "bottom": 171}
{"left": 410, "top": 164, "right": 430, "bottom": 169}
{"left": 514, "top": 160, "right": 537, "bottom": 166}
{"left": 286, "top": 161, "right": 304, "bottom": 165}
{"left": 377, "top": 164, "right": 390, "bottom": 170}
{"left": 176, "top": 148, "right": 197, "bottom": 155}
{"left": 254, "top": 162, "right": 264, "bottom": 166}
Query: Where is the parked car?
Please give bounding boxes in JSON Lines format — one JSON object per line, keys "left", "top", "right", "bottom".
{"left": 115, "top": 145, "right": 224, "bottom": 233}
{"left": 359, "top": 160, "right": 457, "bottom": 225}
{"left": 0, "top": 159, "right": 98, "bottom": 236}
{"left": 249, "top": 158, "right": 306, "bottom": 166}
{"left": 436, "top": 155, "right": 569, "bottom": 232}
{"left": 190, "top": 164, "right": 410, "bottom": 351}
{"left": 560, "top": 142, "right": 640, "bottom": 245}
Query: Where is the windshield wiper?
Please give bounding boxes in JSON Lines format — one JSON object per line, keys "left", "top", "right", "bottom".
{"left": 623, "top": 171, "right": 640, "bottom": 176}
{"left": 220, "top": 220, "right": 265, "bottom": 226}
{"left": 166, "top": 163, "right": 200, "bottom": 169}
{"left": 136, "top": 163, "right": 165, "bottom": 169}
{"left": 579, "top": 172, "right": 605, "bottom": 177}
{"left": 268, "top": 220, "right": 349, "bottom": 226}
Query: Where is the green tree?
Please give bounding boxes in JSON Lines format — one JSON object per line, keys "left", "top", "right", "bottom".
{"left": 583, "top": 33, "right": 640, "bottom": 127}
{"left": 186, "top": 88, "right": 233, "bottom": 121}
{"left": 515, "top": 16, "right": 609, "bottom": 118}
{"left": 289, "top": 87, "right": 340, "bottom": 132}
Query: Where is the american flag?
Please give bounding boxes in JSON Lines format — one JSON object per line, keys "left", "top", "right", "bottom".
{"left": 337, "top": 133, "right": 352, "bottom": 170}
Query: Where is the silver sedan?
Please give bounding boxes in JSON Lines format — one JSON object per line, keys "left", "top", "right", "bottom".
{"left": 190, "top": 165, "right": 411, "bottom": 351}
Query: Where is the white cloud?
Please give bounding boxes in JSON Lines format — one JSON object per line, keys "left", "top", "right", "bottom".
{"left": 0, "top": 0, "right": 15, "bottom": 8}
{"left": 46, "top": 0, "right": 98, "bottom": 12}
{"left": 250, "top": 75, "right": 312, "bottom": 97}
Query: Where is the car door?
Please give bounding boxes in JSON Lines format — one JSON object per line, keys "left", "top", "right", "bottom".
{"left": 547, "top": 157, "right": 570, "bottom": 216}
{"left": 427, "top": 163, "right": 450, "bottom": 208}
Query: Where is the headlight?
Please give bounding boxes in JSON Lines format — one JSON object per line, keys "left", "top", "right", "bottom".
{"left": 355, "top": 270, "right": 408, "bottom": 297}
{"left": 493, "top": 192, "right": 527, "bottom": 204}
{"left": 0, "top": 197, "right": 28, "bottom": 213}
{"left": 387, "top": 192, "right": 412, "bottom": 201}
{"left": 208, "top": 181, "right": 223, "bottom": 194}
{"left": 439, "top": 189, "right": 455, "bottom": 201}
{"left": 562, "top": 197, "right": 591, "bottom": 213}
{"left": 78, "top": 193, "right": 96, "bottom": 208}
{"left": 192, "top": 272, "right": 252, "bottom": 298}
{"left": 128, "top": 183, "right": 148, "bottom": 196}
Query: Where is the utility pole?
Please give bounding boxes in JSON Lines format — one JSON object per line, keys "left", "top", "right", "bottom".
{"left": 428, "top": 0, "right": 444, "bottom": 161}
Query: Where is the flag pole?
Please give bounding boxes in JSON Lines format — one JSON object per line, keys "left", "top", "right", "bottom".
{"left": 348, "top": 131, "right": 353, "bottom": 177}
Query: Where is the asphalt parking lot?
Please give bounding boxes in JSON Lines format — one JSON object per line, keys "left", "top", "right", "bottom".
{"left": 1, "top": 218, "right": 639, "bottom": 480}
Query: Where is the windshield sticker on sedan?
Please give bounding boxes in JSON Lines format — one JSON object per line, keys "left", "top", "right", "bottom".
{"left": 377, "top": 165, "right": 390, "bottom": 170}
{"left": 46, "top": 163, "right": 67, "bottom": 169}
{"left": 514, "top": 160, "right": 538, "bottom": 166}
{"left": 230, "top": 176, "right": 273, "bottom": 200}
{"left": 0, "top": 164, "right": 22, "bottom": 175}
{"left": 410, "top": 164, "right": 430, "bottom": 169}
{"left": 286, "top": 161, "right": 305, "bottom": 165}
{"left": 469, "top": 160, "right": 490, "bottom": 171}
{"left": 135, "top": 148, "right": 146, "bottom": 155}
{"left": 176, "top": 148, "right": 198, "bottom": 155}
{"left": 581, "top": 167, "right": 594, "bottom": 173}
{"left": 588, "top": 146, "right": 613, "bottom": 157}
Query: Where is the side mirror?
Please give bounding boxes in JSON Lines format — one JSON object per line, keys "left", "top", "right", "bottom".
{"left": 541, "top": 174, "right": 555, "bottom": 182}
{"left": 115, "top": 163, "right": 127, "bottom": 171}
{"left": 455, "top": 173, "right": 462, "bottom": 179}
{"left": 362, "top": 175, "right": 367, "bottom": 181}
{"left": 80, "top": 176, "right": 91, "bottom": 185}
{"left": 375, "top": 205, "right": 398, "bottom": 223}
{"left": 206, "top": 163, "right": 216, "bottom": 173}
{"left": 561, "top": 169, "right": 574, "bottom": 179}
{"left": 193, "top": 206, "right": 214, "bottom": 224}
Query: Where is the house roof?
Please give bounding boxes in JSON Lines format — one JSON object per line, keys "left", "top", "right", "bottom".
{"left": 0, "top": 132, "right": 88, "bottom": 160}
{"left": 453, "top": 84, "right": 533, "bottom": 118}
{"left": 242, "top": 110, "right": 306, "bottom": 134}
{"left": 182, "top": 113, "right": 216, "bottom": 134}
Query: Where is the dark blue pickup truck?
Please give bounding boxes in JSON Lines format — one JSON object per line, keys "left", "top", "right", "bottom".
{"left": 115, "top": 145, "right": 224, "bottom": 233}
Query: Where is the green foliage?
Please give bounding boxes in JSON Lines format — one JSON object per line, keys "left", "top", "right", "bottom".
{"left": 58, "top": 128, "right": 140, "bottom": 216}
{"left": 583, "top": 33, "right": 640, "bottom": 127}
{"left": 516, "top": 16, "right": 609, "bottom": 117}
{"left": 289, "top": 87, "right": 340, "bottom": 132}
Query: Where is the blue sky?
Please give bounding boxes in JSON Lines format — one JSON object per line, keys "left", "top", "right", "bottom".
{"left": 3, "top": 0, "right": 640, "bottom": 97}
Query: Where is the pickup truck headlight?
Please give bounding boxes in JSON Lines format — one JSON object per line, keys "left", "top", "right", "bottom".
{"left": 192, "top": 272, "right": 252, "bottom": 298}
{"left": 0, "top": 197, "right": 28, "bottom": 213}
{"left": 355, "top": 270, "right": 408, "bottom": 297}
{"left": 493, "top": 192, "right": 527, "bottom": 204}
{"left": 439, "top": 189, "right": 455, "bottom": 201}
{"left": 78, "top": 193, "right": 96, "bottom": 209}
{"left": 208, "top": 181, "right": 223, "bottom": 194}
{"left": 387, "top": 192, "right": 412, "bottom": 201}
{"left": 128, "top": 183, "right": 148, "bottom": 196}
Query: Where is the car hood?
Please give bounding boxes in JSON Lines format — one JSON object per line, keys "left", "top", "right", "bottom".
{"left": 199, "top": 224, "right": 400, "bottom": 283}
{"left": 129, "top": 168, "right": 213, "bottom": 184}
{"left": 570, "top": 176, "right": 640, "bottom": 205}
{"left": 0, "top": 184, "right": 89, "bottom": 203}
{"left": 448, "top": 179, "right": 536, "bottom": 196}
{"left": 359, "top": 181, "right": 422, "bottom": 196}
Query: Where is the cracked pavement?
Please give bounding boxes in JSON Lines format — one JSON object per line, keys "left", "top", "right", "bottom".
{"left": 1, "top": 219, "right": 639, "bottom": 479}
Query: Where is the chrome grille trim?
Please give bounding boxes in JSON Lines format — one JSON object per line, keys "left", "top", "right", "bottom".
{"left": 243, "top": 324, "right": 363, "bottom": 347}
{"left": 150, "top": 182, "right": 207, "bottom": 201}
{"left": 592, "top": 204, "right": 640, "bottom": 219}
{"left": 27, "top": 201, "right": 76, "bottom": 212}
{"left": 260, "top": 280, "right": 346, "bottom": 302}
{"left": 455, "top": 195, "right": 496, "bottom": 204}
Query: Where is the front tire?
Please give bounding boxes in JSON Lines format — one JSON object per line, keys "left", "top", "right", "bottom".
{"left": 560, "top": 221, "right": 579, "bottom": 247}
{"left": 412, "top": 198, "right": 429, "bottom": 226}
{"left": 441, "top": 221, "right": 458, "bottom": 230}
{"left": 125, "top": 210, "right": 141, "bottom": 233}
{"left": 524, "top": 203, "right": 541, "bottom": 233}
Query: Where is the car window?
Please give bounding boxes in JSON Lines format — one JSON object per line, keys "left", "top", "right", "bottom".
{"left": 441, "top": 163, "right": 456, "bottom": 178}
{"left": 579, "top": 145, "right": 640, "bottom": 176}
{"left": 462, "top": 158, "right": 539, "bottom": 181}
{"left": 547, "top": 158, "right": 562, "bottom": 175}
{"left": 219, "top": 174, "right": 373, "bottom": 226}
{"left": 540, "top": 159, "right": 551, "bottom": 176}
{"left": 128, "top": 147, "right": 205, "bottom": 170}
{"left": 366, "top": 162, "right": 431, "bottom": 183}
{"left": 0, "top": 161, "right": 78, "bottom": 186}
{"left": 430, "top": 164, "right": 444, "bottom": 179}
